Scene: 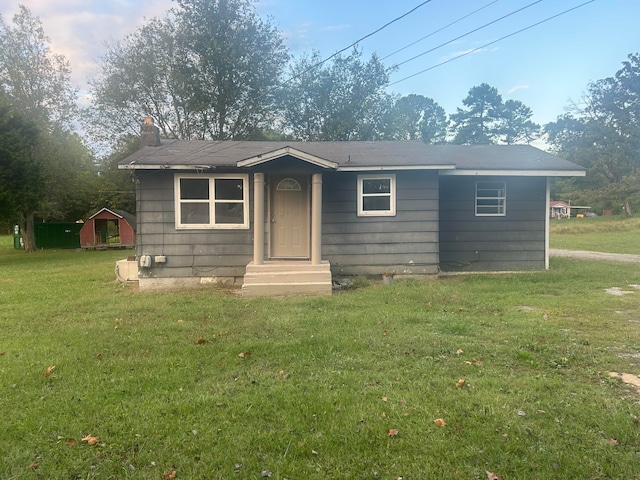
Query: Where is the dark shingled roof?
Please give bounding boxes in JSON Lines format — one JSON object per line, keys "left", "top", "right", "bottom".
{"left": 119, "top": 140, "right": 585, "bottom": 174}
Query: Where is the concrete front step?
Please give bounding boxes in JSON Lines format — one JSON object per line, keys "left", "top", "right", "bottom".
{"left": 242, "top": 260, "right": 332, "bottom": 297}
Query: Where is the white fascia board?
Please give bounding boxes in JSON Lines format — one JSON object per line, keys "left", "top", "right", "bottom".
{"left": 439, "top": 169, "right": 586, "bottom": 177}
{"left": 237, "top": 146, "right": 339, "bottom": 169}
{"left": 118, "top": 164, "right": 216, "bottom": 170}
{"left": 338, "top": 165, "right": 455, "bottom": 172}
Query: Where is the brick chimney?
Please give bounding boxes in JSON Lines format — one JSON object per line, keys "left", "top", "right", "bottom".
{"left": 140, "top": 117, "right": 161, "bottom": 147}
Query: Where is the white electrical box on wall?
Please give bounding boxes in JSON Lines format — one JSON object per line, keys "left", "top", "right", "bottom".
{"left": 139, "top": 255, "right": 152, "bottom": 268}
{"left": 154, "top": 255, "right": 167, "bottom": 263}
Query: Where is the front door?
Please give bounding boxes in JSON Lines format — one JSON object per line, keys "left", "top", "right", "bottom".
{"left": 270, "top": 175, "right": 309, "bottom": 258}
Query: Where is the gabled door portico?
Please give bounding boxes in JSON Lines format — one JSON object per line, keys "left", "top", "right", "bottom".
{"left": 242, "top": 160, "right": 332, "bottom": 296}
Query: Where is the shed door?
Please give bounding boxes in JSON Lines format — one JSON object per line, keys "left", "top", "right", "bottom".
{"left": 270, "top": 175, "right": 309, "bottom": 258}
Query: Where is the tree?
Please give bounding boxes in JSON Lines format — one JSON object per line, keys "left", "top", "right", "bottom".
{"left": 450, "top": 83, "right": 539, "bottom": 145}
{"left": 280, "top": 49, "right": 392, "bottom": 141}
{"left": 0, "top": 93, "right": 42, "bottom": 244}
{"left": 384, "top": 94, "right": 448, "bottom": 143}
{"left": 498, "top": 99, "right": 540, "bottom": 145}
{"left": 0, "top": 5, "right": 77, "bottom": 128}
{"left": 450, "top": 83, "right": 503, "bottom": 144}
{"left": 546, "top": 53, "right": 640, "bottom": 216}
{"left": 0, "top": 6, "right": 93, "bottom": 251}
{"left": 88, "top": 0, "right": 289, "bottom": 148}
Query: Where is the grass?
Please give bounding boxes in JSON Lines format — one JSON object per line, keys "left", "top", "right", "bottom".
{"left": 1, "top": 234, "right": 640, "bottom": 479}
{"left": 550, "top": 215, "right": 640, "bottom": 254}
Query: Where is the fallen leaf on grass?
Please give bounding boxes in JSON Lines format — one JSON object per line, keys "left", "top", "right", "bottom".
{"left": 81, "top": 435, "right": 99, "bottom": 445}
{"left": 381, "top": 396, "right": 388, "bottom": 402}
{"left": 261, "top": 470, "right": 272, "bottom": 477}
{"left": 455, "top": 349, "right": 463, "bottom": 355}
{"left": 26, "top": 462, "right": 40, "bottom": 470}
{"left": 278, "top": 369, "right": 285, "bottom": 376}
{"left": 387, "top": 428, "right": 399, "bottom": 437}
{"left": 434, "top": 418, "right": 446, "bottom": 427}
{"left": 465, "top": 358, "right": 483, "bottom": 366}
{"left": 162, "top": 470, "right": 177, "bottom": 480}
{"left": 43, "top": 365, "right": 56, "bottom": 378}
{"left": 607, "top": 438, "right": 619, "bottom": 446}
{"left": 239, "top": 351, "right": 251, "bottom": 358}
{"left": 456, "top": 379, "right": 466, "bottom": 388}
{"left": 383, "top": 330, "right": 387, "bottom": 336}
{"left": 65, "top": 438, "right": 77, "bottom": 447}
{"left": 486, "top": 471, "right": 503, "bottom": 480}
{"left": 196, "top": 337, "right": 207, "bottom": 345}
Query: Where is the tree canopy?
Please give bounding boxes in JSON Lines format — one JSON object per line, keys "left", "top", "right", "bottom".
{"left": 546, "top": 53, "right": 640, "bottom": 215}
{"left": 87, "top": 0, "right": 289, "bottom": 146}
{"left": 0, "top": 6, "right": 93, "bottom": 250}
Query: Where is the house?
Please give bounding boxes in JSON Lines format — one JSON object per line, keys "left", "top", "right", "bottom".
{"left": 549, "top": 201, "right": 592, "bottom": 219}
{"left": 119, "top": 123, "right": 585, "bottom": 296}
{"left": 549, "top": 200, "right": 571, "bottom": 218}
{"left": 79, "top": 207, "right": 136, "bottom": 249}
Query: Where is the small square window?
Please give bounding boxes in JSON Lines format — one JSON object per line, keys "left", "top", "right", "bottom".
{"left": 476, "top": 181, "right": 506, "bottom": 216}
{"left": 358, "top": 174, "right": 396, "bottom": 216}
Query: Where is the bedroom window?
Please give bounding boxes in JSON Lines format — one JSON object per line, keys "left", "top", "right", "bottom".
{"left": 357, "top": 174, "right": 396, "bottom": 216}
{"left": 175, "top": 174, "right": 249, "bottom": 229}
{"left": 475, "top": 181, "right": 506, "bottom": 216}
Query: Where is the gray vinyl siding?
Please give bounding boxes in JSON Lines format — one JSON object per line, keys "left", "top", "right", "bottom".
{"left": 322, "top": 170, "right": 439, "bottom": 276}
{"left": 135, "top": 171, "right": 253, "bottom": 279}
{"left": 439, "top": 176, "right": 547, "bottom": 272}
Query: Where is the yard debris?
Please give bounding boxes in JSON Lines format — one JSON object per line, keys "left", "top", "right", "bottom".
{"left": 239, "top": 351, "right": 251, "bottom": 358}
{"left": 486, "top": 471, "right": 503, "bottom": 480}
{"left": 43, "top": 365, "right": 56, "bottom": 378}
{"left": 609, "top": 372, "right": 640, "bottom": 390}
{"left": 26, "top": 462, "right": 40, "bottom": 470}
{"left": 81, "top": 435, "right": 99, "bottom": 445}
{"left": 162, "top": 470, "right": 176, "bottom": 480}
{"left": 456, "top": 379, "right": 466, "bottom": 388}
{"left": 387, "top": 428, "right": 399, "bottom": 437}
{"left": 65, "top": 438, "right": 77, "bottom": 447}
{"left": 196, "top": 337, "right": 207, "bottom": 344}
{"left": 433, "top": 418, "right": 446, "bottom": 427}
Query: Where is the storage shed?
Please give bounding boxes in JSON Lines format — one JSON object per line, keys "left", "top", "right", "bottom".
{"left": 80, "top": 208, "right": 136, "bottom": 248}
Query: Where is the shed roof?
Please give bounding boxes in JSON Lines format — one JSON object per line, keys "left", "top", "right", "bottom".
{"left": 87, "top": 207, "right": 137, "bottom": 231}
{"left": 118, "top": 140, "right": 585, "bottom": 176}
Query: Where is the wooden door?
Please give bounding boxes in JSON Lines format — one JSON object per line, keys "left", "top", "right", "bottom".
{"left": 270, "top": 175, "right": 309, "bottom": 258}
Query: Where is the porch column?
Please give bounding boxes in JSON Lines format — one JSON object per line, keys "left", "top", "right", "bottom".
{"left": 253, "top": 172, "right": 265, "bottom": 265}
{"left": 311, "top": 173, "right": 322, "bottom": 265}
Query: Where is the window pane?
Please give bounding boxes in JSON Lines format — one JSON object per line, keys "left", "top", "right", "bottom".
{"left": 215, "top": 202, "right": 244, "bottom": 224}
{"left": 215, "top": 178, "right": 243, "bottom": 200}
{"left": 362, "top": 178, "right": 390, "bottom": 194}
{"left": 180, "top": 178, "right": 209, "bottom": 200}
{"left": 363, "top": 196, "right": 391, "bottom": 211}
{"left": 181, "top": 203, "right": 210, "bottom": 224}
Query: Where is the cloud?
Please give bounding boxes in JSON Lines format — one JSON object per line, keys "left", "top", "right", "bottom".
{"left": 1, "top": 0, "right": 174, "bottom": 90}
{"left": 507, "top": 84, "right": 529, "bottom": 94}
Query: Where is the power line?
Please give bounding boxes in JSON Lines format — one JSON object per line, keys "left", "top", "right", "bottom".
{"left": 381, "top": 0, "right": 501, "bottom": 61}
{"left": 279, "top": 0, "right": 435, "bottom": 88}
{"left": 392, "top": 0, "right": 542, "bottom": 69}
{"left": 389, "top": 0, "right": 596, "bottom": 87}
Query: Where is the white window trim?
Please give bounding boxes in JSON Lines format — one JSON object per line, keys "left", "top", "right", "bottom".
{"left": 357, "top": 174, "right": 396, "bottom": 217}
{"left": 174, "top": 173, "right": 249, "bottom": 229}
{"left": 475, "top": 181, "right": 506, "bottom": 217}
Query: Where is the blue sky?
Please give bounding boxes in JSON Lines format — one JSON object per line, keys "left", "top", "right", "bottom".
{"left": 2, "top": 0, "right": 638, "bottom": 126}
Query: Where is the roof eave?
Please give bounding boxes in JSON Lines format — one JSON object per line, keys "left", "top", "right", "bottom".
{"left": 337, "top": 164, "right": 456, "bottom": 172}
{"left": 440, "top": 169, "right": 586, "bottom": 177}
{"left": 118, "top": 164, "right": 216, "bottom": 170}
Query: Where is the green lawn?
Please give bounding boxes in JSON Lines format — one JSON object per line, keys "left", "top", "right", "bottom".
{"left": 1, "top": 235, "right": 640, "bottom": 479}
{"left": 550, "top": 215, "right": 640, "bottom": 254}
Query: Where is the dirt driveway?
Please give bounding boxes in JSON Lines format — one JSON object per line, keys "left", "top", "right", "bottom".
{"left": 550, "top": 249, "right": 640, "bottom": 263}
